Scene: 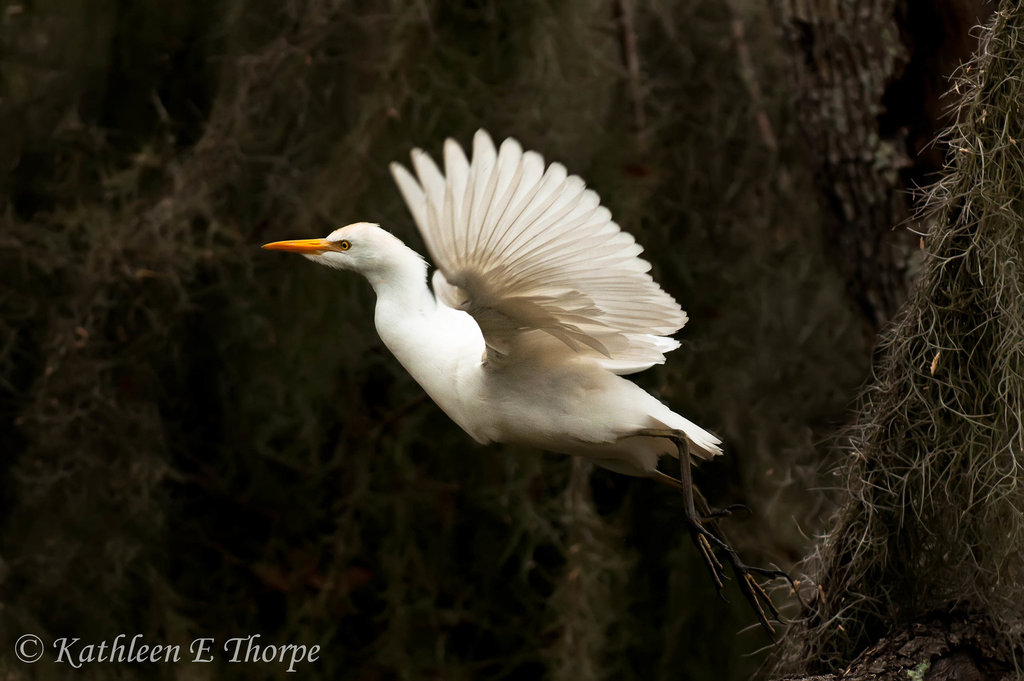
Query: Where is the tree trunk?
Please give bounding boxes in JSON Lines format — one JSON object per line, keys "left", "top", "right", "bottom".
{"left": 775, "top": 0, "right": 990, "bottom": 333}
{"left": 772, "top": 3, "right": 1024, "bottom": 676}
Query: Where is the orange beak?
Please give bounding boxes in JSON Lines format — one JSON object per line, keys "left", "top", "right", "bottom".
{"left": 262, "top": 238, "right": 335, "bottom": 254}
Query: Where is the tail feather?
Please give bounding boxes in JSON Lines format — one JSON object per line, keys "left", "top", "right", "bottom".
{"left": 661, "top": 414, "right": 723, "bottom": 460}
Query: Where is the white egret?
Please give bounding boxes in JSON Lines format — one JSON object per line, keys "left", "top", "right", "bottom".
{"left": 264, "top": 131, "right": 785, "bottom": 634}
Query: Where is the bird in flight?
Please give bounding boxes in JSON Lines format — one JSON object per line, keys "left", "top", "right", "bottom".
{"left": 264, "top": 130, "right": 787, "bottom": 635}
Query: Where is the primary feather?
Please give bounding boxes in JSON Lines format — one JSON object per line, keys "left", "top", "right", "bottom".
{"left": 391, "top": 130, "right": 687, "bottom": 373}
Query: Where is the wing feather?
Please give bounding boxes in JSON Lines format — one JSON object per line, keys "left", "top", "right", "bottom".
{"left": 391, "top": 130, "right": 688, "bottom": 373}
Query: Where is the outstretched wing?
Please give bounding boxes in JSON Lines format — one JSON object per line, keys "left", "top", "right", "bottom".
{"left": 390, "top": 130, "right": 688, "bottom": 374}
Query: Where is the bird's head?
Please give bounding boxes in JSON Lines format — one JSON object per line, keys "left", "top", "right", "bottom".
{"left": 263, "top": 222, "right": 421, "bottom": 283}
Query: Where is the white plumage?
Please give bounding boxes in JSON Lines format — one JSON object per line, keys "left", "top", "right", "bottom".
{"left": 265, "top": 130, "right": 720, "bottom": 478}
{"left": 264, "top": 131, "right": 789, "bottom": 637}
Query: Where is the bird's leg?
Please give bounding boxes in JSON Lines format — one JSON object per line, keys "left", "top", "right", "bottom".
{"left": 639, "top": 428, "right": 791, "bottom": 639}
{"left": 651, "top": 470, "right": 749, "bottom": 523}
{"left": 652, "top": 468, "right": 728, "bottom": 586}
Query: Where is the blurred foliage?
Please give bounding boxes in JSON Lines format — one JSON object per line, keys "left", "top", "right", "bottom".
{"left": 0, "top": 0, "right": 873, "bottom": 679}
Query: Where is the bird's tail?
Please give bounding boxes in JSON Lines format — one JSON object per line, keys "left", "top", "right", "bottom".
{"left": 666, "top": 415, "right": 723, "bottom": 460}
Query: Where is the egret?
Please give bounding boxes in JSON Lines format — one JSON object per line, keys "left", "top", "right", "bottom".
{"left": 264, "top": 130, "right": 786, "bottom": 634}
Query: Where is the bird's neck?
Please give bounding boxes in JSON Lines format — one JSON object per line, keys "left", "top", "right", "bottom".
{"left": 366, "top": 247, "right": 439, "bottom": 353}
{"left": 363, "top": 246, "right": 432, "bottom": 312}
{"left": 361, "top": 244, "right": 490, "bottom": 444}
{"left": 367, "top": 249, "right": 484, "bottom": 433}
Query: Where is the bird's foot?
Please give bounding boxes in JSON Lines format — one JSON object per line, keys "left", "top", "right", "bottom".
{"left": 639, "top": 428, "right": 790, "bottom": 640}
{"left": 702, "top": 502, "right": 750, "bottom": 521}
{"left": 699, "top": 530, "right": 790, "bottom": 638}
{"left": 677, "top": 486, "right": 788, "bottom": 637}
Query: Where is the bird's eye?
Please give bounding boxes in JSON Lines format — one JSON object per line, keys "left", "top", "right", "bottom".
{"left": 336, "top": 240, "right": 351, "bottom": 251}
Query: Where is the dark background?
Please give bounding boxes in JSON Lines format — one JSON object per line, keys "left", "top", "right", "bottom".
{"left": 0, "top": 1, "right": 997, "bottom": 679}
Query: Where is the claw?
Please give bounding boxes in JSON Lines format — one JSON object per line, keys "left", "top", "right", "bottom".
{"left": 703, "top": 503, "right": 751, "bottom": 520}
{"left": 694, "top": 532, "right": 726, "bottom": 591}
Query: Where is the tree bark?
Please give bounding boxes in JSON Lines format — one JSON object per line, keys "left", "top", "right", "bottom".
{"left": 774, "top": 618, "right": 1016, "bottom": 681}
{"left": 776, "top": 0, "right": 911, "bottom": 331}
{"left": 775, "top": 0, "right": 990, "bottom": 332}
